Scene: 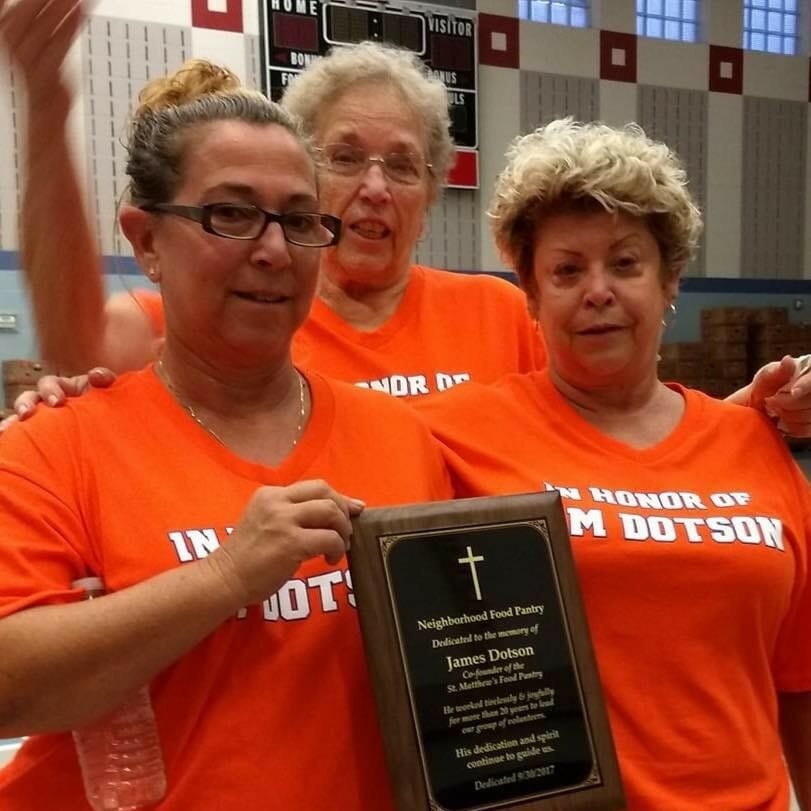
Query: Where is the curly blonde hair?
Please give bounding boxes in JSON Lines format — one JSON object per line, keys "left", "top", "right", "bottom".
{"left": 489, "top": 118, "right": 703, "bottom": 300}
{"left": 126, "top": 59, "right": 311, "bottom": 208}
{"left": 281, "top": 41, "right": 454, "bottom": 196}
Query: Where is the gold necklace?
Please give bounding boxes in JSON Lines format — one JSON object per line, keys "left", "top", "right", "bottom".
{"left": 156, "top": 360, "right": 307, "bottom": 449}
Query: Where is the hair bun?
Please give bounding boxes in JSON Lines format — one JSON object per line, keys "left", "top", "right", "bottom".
{"left": 135, "top": 59, "right": 243, "bottom": 117}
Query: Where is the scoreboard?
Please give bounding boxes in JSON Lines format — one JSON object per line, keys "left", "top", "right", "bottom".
{"left": 260, "top": 0, "right": 479, "bottom": 188}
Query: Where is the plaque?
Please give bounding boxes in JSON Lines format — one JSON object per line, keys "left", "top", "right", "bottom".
{"left": 349, "top": 492, "right": 624, "bottom": 811}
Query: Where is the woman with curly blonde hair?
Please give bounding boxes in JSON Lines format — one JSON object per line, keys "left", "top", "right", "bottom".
{"left": 422, "top": 118, "right": 811, "bottom": 811}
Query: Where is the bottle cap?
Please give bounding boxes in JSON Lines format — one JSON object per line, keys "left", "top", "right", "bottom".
{"left": 72, "top": 576, "right": 105, "bottom": 592}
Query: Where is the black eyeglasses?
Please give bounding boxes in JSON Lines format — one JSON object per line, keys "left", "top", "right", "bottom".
{"left": 321, "top": 143, "right": 433, "bottom": 185}
{"left": 143, "top": 203, "right": 341, "bottom": 247}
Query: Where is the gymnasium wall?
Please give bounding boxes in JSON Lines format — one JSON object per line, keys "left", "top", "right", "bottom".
{"left": 0, "top": 0, "right": 810, "bottom": 362}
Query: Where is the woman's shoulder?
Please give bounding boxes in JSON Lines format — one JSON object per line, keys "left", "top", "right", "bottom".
{"left": 678, "top": 383, "right": 796, "bottom": 454}
{"left": 2, "top": 368, "right": 155, "bottom": 444}
{"left": 415, "top": 372, "right": 542, "bottom": 422}
{"left": 680, "top": 383, "right": 772, "bottom": 423}
{"left": 69, "top": 367, "right": 157, "bottom": 417}
{"left": 312, "top": 371, "right": 422, "bottom": 414}
{"left": 0, "top": 369, "right": 157, "bottom": 481}
{"left": 310, "top": 369, "right": 537, "bottom": 440}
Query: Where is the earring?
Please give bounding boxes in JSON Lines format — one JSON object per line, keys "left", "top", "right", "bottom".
{"left": 662, "top": 302, "right": 677, "bottom": 328}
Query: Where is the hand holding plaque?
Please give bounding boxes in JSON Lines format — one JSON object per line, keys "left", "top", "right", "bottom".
{"left": 349, "top": 492, "right": 624, "bottom": 811}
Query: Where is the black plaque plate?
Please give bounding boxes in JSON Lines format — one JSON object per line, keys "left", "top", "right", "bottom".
{"left": 349, "top": 492, "right": 624, "bottom": 811}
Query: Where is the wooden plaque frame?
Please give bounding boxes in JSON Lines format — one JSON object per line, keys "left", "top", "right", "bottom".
{"left": 349, "top": 492, "right": 624, "bottom": 811}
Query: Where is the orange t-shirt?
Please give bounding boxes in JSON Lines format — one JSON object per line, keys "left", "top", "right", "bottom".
{"left": 0, "top": 368, "right": 452, "bottom": 811}
{"left": 418, "top": 370, "right": 811, "bottom": 811}
{"left": 132, "top": 267, "right": 546, "bottom": 397}
{"left": 294, "top": 265, "right": 546, "bottom": 397}
{"left": 131, "top": 288, "right": 165, "bottom": 336}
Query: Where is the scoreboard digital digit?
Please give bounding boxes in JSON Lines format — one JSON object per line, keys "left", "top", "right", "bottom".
{"left": 260, "top": 0, "right": 479, "bottom": 188}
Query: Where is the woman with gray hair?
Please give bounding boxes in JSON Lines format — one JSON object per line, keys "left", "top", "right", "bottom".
{"left": 281, "top": 40, "right": 545, "bottom": 395}
{"left": 421, "top": 118, "right": 811, "bottom": 810}
{"left": 1, "top": 0, "right": 543, "bottom": 410}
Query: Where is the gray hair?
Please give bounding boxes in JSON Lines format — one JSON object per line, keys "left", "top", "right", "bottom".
{"left": 126, "top": 60, "right": 313, "bottom": 208}
{"left": 489, "top": 118, "right": 703, "bottom": 299}
{"left": 281, "top": 41, "right": 454, "bottom": 196}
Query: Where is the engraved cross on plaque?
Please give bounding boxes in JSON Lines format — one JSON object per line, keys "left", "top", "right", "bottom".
{"left": 457, "top": 545, "right": 484, "bottom": 600}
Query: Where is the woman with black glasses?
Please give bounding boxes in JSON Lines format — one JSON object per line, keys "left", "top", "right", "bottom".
{"left": 0, "top": 58, "right": 452, "bottom": 811}
{"left": 2, "top": 1, "right": 545, "bottom": 402}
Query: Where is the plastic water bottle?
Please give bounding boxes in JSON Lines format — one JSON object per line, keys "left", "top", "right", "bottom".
{"left": 71, "top": 577, "right": 167, "bottom": 810}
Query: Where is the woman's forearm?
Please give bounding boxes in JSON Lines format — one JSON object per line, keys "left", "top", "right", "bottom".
{"left": 22, "top": 87, "right": 107, "bottom": 373}
{"left": 0, "top": 554, "right": 243, "bottom": 737}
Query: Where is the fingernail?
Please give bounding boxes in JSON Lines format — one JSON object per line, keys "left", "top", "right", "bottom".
{"left": 349, "top": 497, "right": 366, "bottom": 508}
{"left": 47, "top": 395, "right": 60, "bottom": 406}
{"left": 16, "top": 403, "right": 30, "bottom": 415}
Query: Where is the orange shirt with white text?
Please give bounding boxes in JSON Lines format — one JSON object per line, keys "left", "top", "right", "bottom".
{"left": 419, "top": 370, "right": 811, "bottom": 811}
{"left": 0, "top": 368, "right": 453, "bottom": 811}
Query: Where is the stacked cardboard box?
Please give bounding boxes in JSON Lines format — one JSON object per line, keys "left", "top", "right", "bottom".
{"left": 746, "top": 308, "right": 811, "bottom": 452}
{"left": 2, "top": 359, "right": 55, "bottom": 410}
{"left": 660, "top": 306, "right": 808, "bottom": 398}
{"left": 658, "top": 341, "right": 703, "bottom": 389}
{"left": 699, "top": 308, "right": 750, "bottom": 397}
{"left": 747, "top": 308, "right": 807, "bottom": 376}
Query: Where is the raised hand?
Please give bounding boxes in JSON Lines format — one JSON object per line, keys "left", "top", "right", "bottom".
{"left": 0, "top": 0, "right": 86, "bottom": 99}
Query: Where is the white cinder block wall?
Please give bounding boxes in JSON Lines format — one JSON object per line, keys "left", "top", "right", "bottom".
{"left": 0, "top": 0, "right": 808, "bottom": 289}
